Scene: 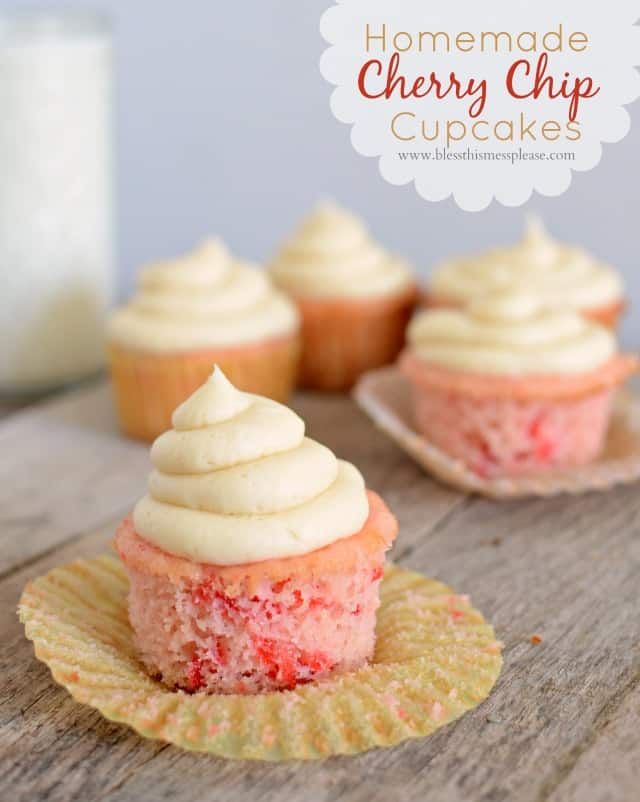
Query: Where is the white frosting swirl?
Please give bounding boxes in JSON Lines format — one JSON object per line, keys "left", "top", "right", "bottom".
{"left": 108, "top": 239, "right": 299, "bottom": 351}
{"left": 408, "top": 292, "right": 616, "bottom": 375}
{"left": 430, "top": 217, "right": 623, "bottom": 310}
{"left": 270, "top": 201, "right": 414, "bottom": 298}
{"left": 133, "top": 367, "right": 370, "bottom": 564}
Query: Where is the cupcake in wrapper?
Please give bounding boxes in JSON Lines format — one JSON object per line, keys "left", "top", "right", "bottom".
{"left": 20, "top": 555, "right": 503, "bottom": 759}
{"left": 115, "top": 367, "right": 398, "bottom": 694}
{"left": 400, "top": 293, "right": 637, "bottom": 479}
{"left": 108, "top": 239, "right": 300, "bottom": 441}
{"left": 424, "top": 217, "right": 625, "bottom": 330}
{"left": 270, "top": 202, "right": 417, "bottom": 391}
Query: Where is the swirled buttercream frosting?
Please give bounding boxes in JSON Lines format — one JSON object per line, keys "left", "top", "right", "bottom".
{"left": 430, "top": 218, "right": 622, "bottom": 310}
{"left": 133, "top": 367, "right": 370, "bottom": 564}
{"left": 407, "top": 292, "right": 616, "bottom": 376}
{"left": 269, "top": 201, "right": 414, "bottom": 298}
{"left": 108, "top": 239, "right": 299, "bottom": 351}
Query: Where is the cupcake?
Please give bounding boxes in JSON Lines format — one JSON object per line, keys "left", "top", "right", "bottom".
{"left": 400, "top": 293, "right": 637, "bottom": 479}
{"left": 426, "top": 218, "right": 625, "bottom": 329}
{"left": 115, "top": 366, "right": 398, "bottom": 694}
{"left": 270, "top": 202, "right": 417, "bottom": 391}
{"left": 108, "top": 239, "right": 300, "bottom": 441}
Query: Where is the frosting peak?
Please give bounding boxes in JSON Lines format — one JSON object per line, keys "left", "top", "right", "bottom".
{"left": 139, "top": 238, "right": 233, "bottom": 290}
{"left": 134, "top": 367, "right": 369, "bottom": 565}
{"left": 108, "top": 239, "right": 299, "bottom": 352}
{"left": 270, "top": 201, "right": 414, "bottom": 299}
{"left": 292, "top": 201, "right": 369, "bottom": 249}
{"left": 518, "top": 216, "right": 560, "bottom": 268}
{"left": 172, "top": 366, "right": 251, "bottom": 430}
{"left": 430, "top": 217, "right": 623, "bottom": 310}
{"left": 408, "top": 292, "right": 616, "bottom": 376}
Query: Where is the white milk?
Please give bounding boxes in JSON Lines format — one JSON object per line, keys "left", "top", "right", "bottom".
{"left": 0, "top": 12, "right": 114, "bottom": 395}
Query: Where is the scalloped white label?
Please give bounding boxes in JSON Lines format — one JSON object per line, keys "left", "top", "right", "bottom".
{"left": 320, "top": 1, "right": 640, "bottom": 211}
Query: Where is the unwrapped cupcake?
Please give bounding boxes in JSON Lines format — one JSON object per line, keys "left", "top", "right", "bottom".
{"left": 270, "top": 201, "right": 417, "bottom": 391}
{"left": 115, "top": 366, "right": 398, "bottom": 694}
{"left": 400, "top": 293, "right": 637, "bottom": 479}
{"left": 108, "top": 239, "right": 300, "bottom": 441}
{"left": 426, "top": 218, "right": 624, "bottom": 329}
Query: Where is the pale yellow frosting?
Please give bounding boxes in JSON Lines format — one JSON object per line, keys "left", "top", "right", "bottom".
{"left": 430, "top": 218, "right": 623, "bottom": 311}
{"left": 270, "top": 201, "right": 415, "bottom": 298}
{"left": 133, "top": 367, "right": 370, "bottom": 564}
{"left": 108, "top": 239, "right": 299, "bottom": 351}
{"left": 407, "top": 292, "right": 616, "bottom": 375}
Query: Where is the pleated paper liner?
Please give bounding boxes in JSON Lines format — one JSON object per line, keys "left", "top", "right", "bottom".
{"left": 108, "top": 334, "right": 300, "bottom": 442}
{"left": 354, "top": 367, "right": 640, "bottom": 500}
{"left": 19, "top": 555, "right": 502, "bottom": 761}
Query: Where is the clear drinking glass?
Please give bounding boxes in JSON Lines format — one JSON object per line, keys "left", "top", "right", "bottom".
{"left": 0, "top": 10, "right": 114, "bottom": 397}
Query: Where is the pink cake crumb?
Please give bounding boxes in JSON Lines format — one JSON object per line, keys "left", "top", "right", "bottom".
{"left": 400, "top": 352, "right": 637, "bottom": 479}
{"left": 116, "top": 491, "right": 397, "bottom": 695}
{"left": 412, "top": 383, "right": 612, "bottom": 478}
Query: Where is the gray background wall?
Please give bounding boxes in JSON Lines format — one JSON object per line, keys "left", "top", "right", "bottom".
{"left": 9, "top": 0, "right": 640, "bottom": 345}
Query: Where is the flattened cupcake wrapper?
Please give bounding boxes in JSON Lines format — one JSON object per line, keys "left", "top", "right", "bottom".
{"left": 19, "top": 555, "right": 502, "bottom": 761}
{"left": 354, "top": 367, "right": 640, "bottom": 500}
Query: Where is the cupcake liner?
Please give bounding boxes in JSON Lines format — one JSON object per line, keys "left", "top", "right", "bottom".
{"left": 108, "top": 333, "right": 300, "bottom": 441}
{"left": 294, "top": 286, "right": 417, "bottom": 391}
{"left": 19, "top": 555, "right": 501, "bottom": 761}
{"left": 354, "top": 366, "right": 640, "bottom": 499}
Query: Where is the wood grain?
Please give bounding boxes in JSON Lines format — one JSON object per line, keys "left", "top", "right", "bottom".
{"left": 1, "top": 380, "right": 639, "bottom": 802}
{"left": 547, "top": 684, "right": 640, "bottom": 802}
{"left": 0, "top": 383, "right": 148, "bottom": 578}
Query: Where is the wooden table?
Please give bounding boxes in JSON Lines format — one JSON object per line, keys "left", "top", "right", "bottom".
{"left": 1, "top": 380, "right": 638, "bottom": 802}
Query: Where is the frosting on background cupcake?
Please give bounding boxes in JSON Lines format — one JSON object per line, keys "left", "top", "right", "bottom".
{"left": 407, "top": 292, "right": 616, "bottom": 376}
{"left": 430, "top": 218, "right": 623, "bottom": 311}
{"left": 270, "top": 201, "right": 414, "bottom": 298}
{"left": 133, "top": 367, "right": 369, "bottom": 564}
{"left": 109, "top": 239, "right": 298, "bottom": 351}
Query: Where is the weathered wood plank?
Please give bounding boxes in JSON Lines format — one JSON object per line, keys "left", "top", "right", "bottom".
{"left": 546, "top": 683, "right": 640, "bottom": 802}
{"left": 3, "top": 380, "right": 640, "bottom": 802}
{"left": 92, "top": 485, "right": 640, "bottom": 802}
{"left": 0, "top": 520, "right": 172, "bottom": 802}
{"left": 0, "top": 415, "right": 148, "bottom": 578}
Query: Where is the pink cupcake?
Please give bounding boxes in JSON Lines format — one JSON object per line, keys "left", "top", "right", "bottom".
{"left": 400, "top": 293, "right": 637, "bottom": 479}
{"left": 115, "top": 367, "right": 397, "bottom": 694}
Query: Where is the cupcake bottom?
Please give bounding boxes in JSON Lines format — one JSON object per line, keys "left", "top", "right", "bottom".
{"left": 108, "top": 333, "right": 300, "bottom": 441}
{"left": 400, "top": 352, "right": 635, "bottom": 479}
{"left": 421, "top": 293, "right": 625, "bottom": 331}
{"left": 295, "top": 286, "right": 417, "bottom": 391}
{"left": 115, "top": 491, "right": 397, "bottom": 694}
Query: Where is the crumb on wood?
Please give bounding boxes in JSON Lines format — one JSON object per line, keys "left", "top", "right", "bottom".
{"left": 530, "top": 634, "right": 543, "bottom": 645}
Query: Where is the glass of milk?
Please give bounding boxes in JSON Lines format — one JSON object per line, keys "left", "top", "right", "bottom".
{"left": 0, "top": 10, "right": 114, "bottom": 397}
